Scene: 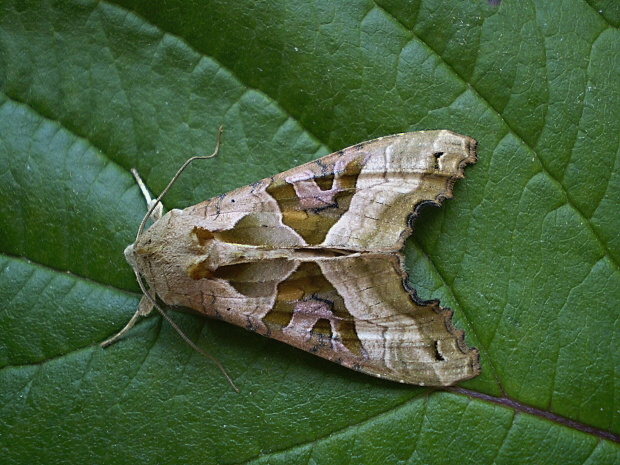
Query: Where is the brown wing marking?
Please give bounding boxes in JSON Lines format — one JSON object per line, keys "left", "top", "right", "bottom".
{"left": 265, "top": 157, "right": 364, "bottom": 245}
{"left": 263, "top": 261, "right": 365, "bottom": 357}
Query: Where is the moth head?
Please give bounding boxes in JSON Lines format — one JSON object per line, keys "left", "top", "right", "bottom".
{"left": 123, "top": 239, "right": 155, "bottom": 298}
{"left": 124, "top": 243, "right": 138, "bottom": 274}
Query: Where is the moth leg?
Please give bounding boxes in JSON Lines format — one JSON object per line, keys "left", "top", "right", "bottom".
{"left": 101, "top": 295, "right": 155, "bottom": 347}
{"left": 131, "top": 167, "right": 163, "bottom": 222}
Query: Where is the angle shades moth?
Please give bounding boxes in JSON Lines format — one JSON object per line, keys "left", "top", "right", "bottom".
{"left": 107, "top": 130, "right": 480, "bottom": 387}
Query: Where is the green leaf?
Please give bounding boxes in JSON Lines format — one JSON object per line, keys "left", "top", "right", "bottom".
{"left": 0, "top": 0, "right": 618, "bottom": 463}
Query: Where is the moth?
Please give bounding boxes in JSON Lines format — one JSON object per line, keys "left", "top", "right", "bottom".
{"left": 106, "top": 130, "right": 480, "bottom": 387}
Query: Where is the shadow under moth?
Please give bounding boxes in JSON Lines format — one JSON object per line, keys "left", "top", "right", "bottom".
{"left": 105, "top": 130, "right": 480, "bottom": 388}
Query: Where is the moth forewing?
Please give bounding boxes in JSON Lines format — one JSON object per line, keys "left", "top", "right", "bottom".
{"left": 112, "top": 130, "right": 480, "bottom": 387}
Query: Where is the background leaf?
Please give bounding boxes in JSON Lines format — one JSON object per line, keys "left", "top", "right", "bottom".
{"left": 0, "top": 0, "right": 618, "bottom": 463}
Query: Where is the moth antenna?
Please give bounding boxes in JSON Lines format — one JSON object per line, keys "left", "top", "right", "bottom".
{"left": 135, "top": 125, "right": 223, "bottom": 242}
{"left": 135, "top": 275, "right": 240, "bottom": 394}
{"left": 154, "top": 306, "right": 241, "bottom": 393}
{"left": 104, "top": 126, "right": 239, "bottom": 393}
